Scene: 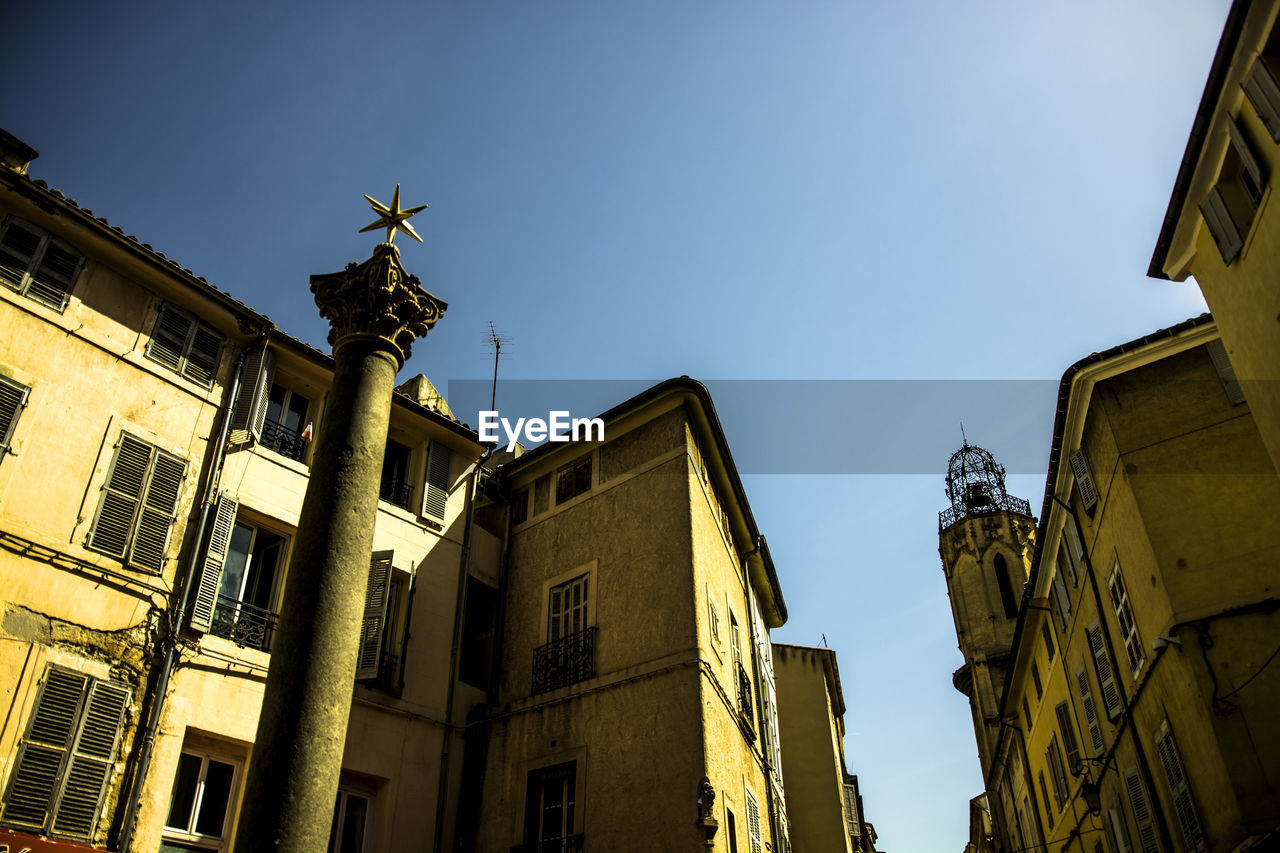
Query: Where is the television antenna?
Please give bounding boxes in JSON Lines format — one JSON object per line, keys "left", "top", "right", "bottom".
{"left": 484, "top": 322, "right": 511, "bottom": 412}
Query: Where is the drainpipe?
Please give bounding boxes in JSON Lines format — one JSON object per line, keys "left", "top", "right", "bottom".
{"left": 118, "top": 334, "right": 259, "bottom": 851}
{"left": 432, "top": 449, "right": 489, "bottom": 853}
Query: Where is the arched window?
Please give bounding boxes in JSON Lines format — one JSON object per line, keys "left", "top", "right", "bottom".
{"left": 994, "top": 553, "right": 1019, "bottom": 618}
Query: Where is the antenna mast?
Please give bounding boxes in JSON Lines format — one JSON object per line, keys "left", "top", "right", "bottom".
{"left": 484, "top": 321, "right": 511, "bottom": 412}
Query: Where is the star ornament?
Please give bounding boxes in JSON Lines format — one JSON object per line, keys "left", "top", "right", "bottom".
{"left": 360, "top": 184, "right": 428, "bottom": 245}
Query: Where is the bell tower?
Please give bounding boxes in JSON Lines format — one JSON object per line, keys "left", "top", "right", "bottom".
{"left": 938, "top": 442, "right": 1035, "bottom": 767}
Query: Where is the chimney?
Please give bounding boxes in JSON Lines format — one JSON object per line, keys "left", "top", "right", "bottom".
{"left": 0, "top": 128, "right": 39, "bottom": 175}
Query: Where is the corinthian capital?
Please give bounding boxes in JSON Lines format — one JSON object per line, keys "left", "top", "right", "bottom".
{"left": 310, "top": 243, "right": 448, "bottom": 366}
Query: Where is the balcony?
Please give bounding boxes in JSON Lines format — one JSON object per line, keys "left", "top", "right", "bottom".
{"left": 938, "top": 493, "right": 1032, "bottom": 531}
{"left": 380, "top": 478, "right": 413, "bottom": 510}
{"left": 512, "top": 835, "right": 583, "bottom": 853}
{"left": 260, "top": 419, "right": 308, "bottom": 462}
{"left": 532, "top": 627, "right": 597, "bottom": 694}
{"left": 209, "top": 595, "right": 278, "bottom": 652}
{"left": 737, "top": 661, "right": 756, "bottom": 742}
{"left": 360, "top": 651, "right": 401, "bottom": 694}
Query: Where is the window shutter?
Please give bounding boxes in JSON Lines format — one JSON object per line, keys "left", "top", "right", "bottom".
{"left": 1107, "top": 795, "right": 1134, "bottom": 853}
{"left": 1199, "top": 186, "right": 1244, "bottom": 264}
{"left": 50, "top": 680, "right": 129, "bottom": 837}
{"left": 1087, "top": 623, "right": 1123, "bottom": 720}
{"left": 356, "top": 551, "right": 393, "bottom": 680}
{"left": 130, "top": 449, "right": 186, "bottom": 573}
{"left": 230, "top": 346, "right": 274, "bottom": 437}
{"left": 1046, "top": 734, "right": 1067, "bottom": 807}
{"left": 746, "top": 790, "right": 763, "bottom": 853}
{"left": 1205, "top": 339, "right": 1246, "bottom": 405}
{"left": 1227, "top": 115, "right": 1266, "bottom": 203}
{"left": 1069, "top": 449, "right": 1098, "bottom": 513}
{"left": 1244, "top": 57, "right": 1280, "bottom": 142}
{"left": 147, "top": 305, "right": 193, "bottom": 372}
{"left": 1075, "top": 667, "right": 1104, "bottom": 756}
{"left": 1123, "top": 766, "right": 1162, "bottom": 853}
{"left": 2, "top": 668, "right": 88, "bottom": 829}
{"left": 1155, "top": 721, "right": 1204, "bottom": 852}
{"left": 1051, "top": 565, "right": 1072, "bottom": 632}
{"left": 421, "top": 441, "right": 451, "bottom": 520}
{"left": 1057, "top": 541, "right": 1077, "bottom": 587}
{"left": 0, "top": 375, "right": 30, "bottom": 453}
{"left": 190, "top": 494, "right": 239, "bottom": 632}
{"left": 1038, "top": 772, "right": 1055, "bottom": 829}
{"left": 1054, "top": 701, "right": 1082, "bottom": 775}
{"left": 1065, "top": 518, "right": 1085, "bottom": 569}
{"left": 27, "top": 240, "right": 82, "bottom": 311}
{"left": 0, "top": 220, "right": 40, "bottom": 288}
{"left": 183, "top": 323, "right": 224, "bottom": 386}
{"left": 89, "top": 434, "right": 154, "bottom": 559}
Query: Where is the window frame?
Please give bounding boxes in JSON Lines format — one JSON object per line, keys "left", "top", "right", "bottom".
{"left": 554, "top": 454, "right": 592, "bottom": 504}
{"left": 523, "top": 761, "right": 578, "bottom": 849}
{"left": 161, "top": 748, "right": 243, "bottom": 851}
{"left": 329, "top": 786, "right": 373, "bottom": 853}
{"left": 87, "top": 431, "right": 188, "bottom": 574}
{"left": 1108, "top": 561, "right": 1144, "bottom": 675}
{"left": 0, "top": 216, "right": 84, "bottom": 312}
{"left": 145, "top": 302, "right": 225, "bottom": 388}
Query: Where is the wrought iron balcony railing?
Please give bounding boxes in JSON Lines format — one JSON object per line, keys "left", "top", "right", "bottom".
{"left": 260, "top": 419, "right": 307, "bottom": 462}
{"left": 938, "top": 493, "right": 1032, "bottom": 531}
{"left": 532, "top": 626, "right": 597, "bottom": 694}
{"left": 511, "top": 834, "right": 583, "bottom": 853}
{"left": 380, "top": 478, "right": 413, "bottom": 510}
{"left": 360, "top": 652, "right": 401, "bottom": 693}
{"left": 737, "top": 661, "right": 756, "bottom": 741}
{"left": 210, "top": 595, "right": 279, "bottom": 652}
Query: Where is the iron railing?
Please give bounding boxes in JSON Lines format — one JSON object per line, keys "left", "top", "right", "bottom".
{"left": 737, "top": 661, "right": 756, "bottom": 741}
{"left": 511, "top": 835, "right": 583, "bottom": 853}
{"left": 210, "top": 595, "right": 278, "bottom": 652}
{"left": 938, "top": 493, "right": 1032, "bottom": 531}
{"left": 260, "top": 419, "right": 307, "bottom": 462}
{"left": 380, "top": 478, "right": 413, "bottom": 510}
{"left": 532, "top": 627, "right": 597, "bottom": 694}
{"left": 368, "top": 652, "right": 401, "bottom": 693}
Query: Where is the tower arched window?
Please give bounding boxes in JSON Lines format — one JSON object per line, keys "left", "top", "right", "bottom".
{"left": 994, "top": 553, "right": 1019, "bottom": 618}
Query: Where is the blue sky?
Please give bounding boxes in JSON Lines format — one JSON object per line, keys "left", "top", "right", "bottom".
{"left": 3, "top": 1, "right": 1225, "bottom": 849}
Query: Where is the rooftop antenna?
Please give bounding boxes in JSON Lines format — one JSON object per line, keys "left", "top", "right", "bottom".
{"left": 484, "top": 321, "right": 511, "bottom": 412}
{"left": 820, "top": 633, "right": 828, "bottom": 648}
{"left": 960, "top": 421, "right": 968, "bottom": 446}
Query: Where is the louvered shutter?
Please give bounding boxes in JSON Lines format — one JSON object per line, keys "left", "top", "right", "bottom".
{"left": 0, "top": 375, "right": 30, "bottom": 453}
{"left": 183, "top": 323, "right": 224, "bottom": 386}
{"left": 1205, "top": 340, "right": 1246, "bottom": 405}
{"left": 1244, "top": 57, "right": 1280, "bottom": 142}
{"left": 89, "top": 434, "right": 154, "bottom": 559}
{"left": 130, "top": 449, "right": 186, "bottom": 573}
{"left": 1124, "top": 766, "right": 1162, "bottom": 853}
{"left": 27, "top": 240, "right": 82, "bottom": 311}
{"left": 1076, "top": 667, "right": 1104, "bottom": 756}
{"left": 1200, "top": 186, "right": 1244, "bottom": 264}
{"left": 1228, "top": 115, "right": 1266, "bottom": 204}
{"left": 230, "top": 346, "right": 274, "bottom": 437}
{"left": 1065, "top": 518, "right": 1085, "bottom": 569}
{"left": 421, "top": 441, "right": 452, "bottom": 521}
{"left": 50, "top": 680, "right": 129, "bottom": 837}
{"left": 147, "top": 305, "right": 193, "bottom": 372}
{"left": 1051, "top": 566, "right": 1072, "bottom": 632}
{"left": 1, "top": 668, "right": 88, "bottom": 829}
{"left": 190, "top": 494, "right": 239, "bottom": 631}
{"left": 1155, "top": 721, "right": 1204, "bottom": 852}
{"left": 356, "top": 551, "right": 393, "bottom": 680}
{"left": 1038, "top": 772, "right": 1055, "bottom": 829}
{"left": 1045, "top": 734, "right": 1067, "bottom": 807}
{"left": 1058, "top": 541, "right": 1077, "bottom": 587}
{"left": 1069, "top": 449, "right": 1098, "bottom": 513}
{"left": 1055, "top": 701, "right": 1082, "bottom": 775}
{"left": 1087, "top": 623, "right": 1123, "bottom": 720}
{"left": 1107, "top": 795, "right": 1134, "bottom": 853}
{"left": 746, "top": 790, "right": 763, "bottom": 853}
{"left": 0, "top": 220, "right": 40, "bottom": 288}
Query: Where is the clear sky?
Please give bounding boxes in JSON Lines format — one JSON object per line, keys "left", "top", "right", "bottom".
{"left": 3, "top": 1, "right": 1224, "bottom": 849}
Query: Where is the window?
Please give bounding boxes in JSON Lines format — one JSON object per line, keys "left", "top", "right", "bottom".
{"left": 421, "top": 441, "right": 452, "bottom": 521}
{"left": 1031, "top": 662, "right": 1043, "bottom": 700}
{"left": 555, "top": 454, "right": 591, "bottom": 503}
{"left": 1206, "top": 339, "right": 1246, "bottom": 405}
{"left": 1122, "top": 766, "right": 1162, "bottom": 853}
{"left": 1200, "top": 115, "right": 1267, "bottom": 265}
{"left": 329, "top": 788, "right": 372, "bottom": 853}
{"left": 229, "top": 346, "right": 310, "bottom": 461}
{"left": 162, "top": 750, "right": 240, "bottom": 851}
{"left": 1243, "top": 55, "right": 1280, "bottom": 142}
{"left": 1087, "top": 622, "right": 1124, "bottom": 720}
{"left": 146, "top": 303, "right": 224, "bottom": 387}
{"left": 524, "top": 762, "right": 577, "bottom": 851}
{"left": 0, "top": 374, "right": 31, "bottom": 458}
{"left": 1057, "top": 541, "right": 1078, "bottom": 588}
{"left": 533, "top": 573, "right": 595, "bottom": 693}
{"left": 549, "top": 573, "right": 589, "bottom": 642}
{"left": 726, "top": 808, "right": 739, "bottom": 853}
{"left": 708, "top": 590, "right": 722, "bottom": 655}
{"left": 1108, "top": 562, "right": 1144, "bottom": 674}
{"left": 0, "top": 666, "right": 130, "bottom": 838}
{"left": 1042, "top": 620, "right": 1056, "bottom": 661}
{"left": 1022, "top": 697, "right": 1032, "bottom": 731}
{"left": 1154, "top": 720, "right": 1204, "bottom": 853}
{"left": 1075, "top": 667, "right": 1104, "bottom": 757}
{"left": 0, "top": 217, "right": 83, "bottom": 311}
{"left": 1106, "top": 794, "right": 1135, "bottom": 853}
{"left": 745, "top": 789, "right": 763, "bottom": 853}
{"left": 1054, "top": 700, "right": 1082, "bottom": 775}
{"left": 380, "top": 439, "right": 412, "bottom": 509}
{"left": 460, "top": 576, "right": 499, "bottom": 689}
{"left": 1045, "top": 732, "right": 1069, "bottom": 809}
{"left": 1069, "top": 448, "right": 1098, "bottom": 514}
{"left": 88, "top": 432, "right": 187, "bottom": 573}
{"left": 261, "top": 382, "right": 311, "bottom": 461}
{"left": 511, "top": 487, "right": 529, "bottom": 525}
{"left": 356, "top": 551, "right": 399, "bottom": 685}
{"left": 1038, "top": 772, "right": 1055, "bottom": 829}
{"left": 993, "top": 553, "right": 1019, "bottom": 618}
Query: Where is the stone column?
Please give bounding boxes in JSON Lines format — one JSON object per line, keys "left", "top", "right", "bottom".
{"left": 233, "top": 244, "right": 446, "bottom": 853}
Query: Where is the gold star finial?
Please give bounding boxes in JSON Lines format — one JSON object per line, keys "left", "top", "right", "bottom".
{"left": 360, "top": 184, "right": 428, "bottom": 245}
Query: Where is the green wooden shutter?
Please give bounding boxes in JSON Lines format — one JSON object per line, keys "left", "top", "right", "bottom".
{"left": 1076, "top": 667, "right": 1104, "bottom": 756}
{"left": 89, "top": 434, "right": 154, "bottom": 559}
{"left": 1087, "top": 623, "right": 1123, "bottom": 720}
{"left": 27, "top": 240, "right": 82, "bottom": 311}
{"left": 230, "top": 346, "right": 274, "bottom": 437}
{"left": 50, "top": 680, "right": 130, "bottom": 837}
{"left": 190, "top": 494, "right": 239, "bottom": 632}
{"left": 356, "top": 551, "right": 393, "bottom": 680}
{"left": 1199, "top": 185, "right": 1244, "bottom": 264}
{"left": 1069, "top": 449, "right": 1098, "bottom": 513}
{"left": 0, "top": 375, "right": 30, "bottom": 454}
{"left": 1123, "top": 766, "right": 1162, "bottom": 853}
{"left": 1054, "top": 701, "right": 1082, "bottom": 775}
{"left": 421, "top": 441, "right": 451, "bottom": 520}
{"left": 130, "top": 448, "right": 186, "bottom": 573}
{"left": 1155, "top": 721, "right": 1204, "bottom": 852}
{"left": 1, "top": 668, "right": 88, "bottom": 829}
{"left": 147, "top": 305, "right": 193, "bottom": 372}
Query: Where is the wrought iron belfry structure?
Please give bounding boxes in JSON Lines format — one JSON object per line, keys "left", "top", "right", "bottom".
{"left": 939, "top": 442, "right": 1032, "bottom": 531}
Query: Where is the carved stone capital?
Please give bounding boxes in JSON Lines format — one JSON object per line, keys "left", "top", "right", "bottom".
{"left": 310, "top": 243, "right": 447, "bottom": 367}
